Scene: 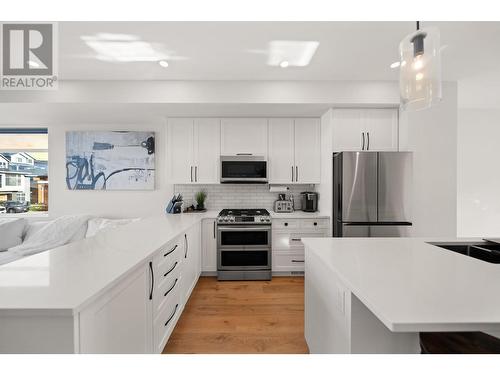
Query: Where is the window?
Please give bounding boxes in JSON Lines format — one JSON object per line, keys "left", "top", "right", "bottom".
{"left": 0, "top": 129, "right": 48, "bottom": 214}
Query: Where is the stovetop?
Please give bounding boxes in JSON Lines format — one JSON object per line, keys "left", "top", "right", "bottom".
{"left": 217, "top": 208, "right": 271, "bottom": 224}
{"left": 218, "top": 209, "right": 270, "bottom": 217}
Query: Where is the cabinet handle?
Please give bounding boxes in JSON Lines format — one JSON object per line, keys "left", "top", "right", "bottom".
{"left": 164, "top": 244, "right": 178, "bottom": 257}
{"left": 284, "top": 222, "right": 288, "bottom": 226}
{"left": 367, "top": 132, "right": 370, "bottom": 150}
{"left": 236, "top": 153, "right": 252, "bottom": 155}
{"left": 362, "top": 132, "right": 365, "bottom": 150}
{"left": 291, "top": 260, "right": 305, "bottom": 263}
{"left": 291, "top": 238, "right": 302, "bottom": 242}
{"left": 148, "top": 261, "right": 154, "bottom": 300}
{"left": 164, "top": 304, "right": 179, "bottom": 327}
{"left": 164, "top": 278, "right": 178, "bottom": 297}
{"left": 314, "top": 222, "right": 318, "bottom": 226}
{"left": 291, "top": 166, "right": 294, "bottom": 182}
{"left": 195, "top": 166, "right": 198, "bottom": 182}
{"left": 164, "top": 261, "right": 178, "bottom": 277}
{"left": 184, "top": 233, "right": 188, "bottom": 259}
{"left": 296, "top": 166, "right": 298, "bottom": 182}
{"left": 213, "top": 221, "right": 216, "bottom": 239}
{"left": 190, "top": 166, "right": 193, "bottom": 182}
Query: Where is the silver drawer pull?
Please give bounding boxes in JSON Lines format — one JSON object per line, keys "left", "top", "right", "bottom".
{"left": 291, "top": 260, "right": 305, "bottom": 263}
{"left": 164, "top": 244, "right": 178, "bottom": 257}
{"left": 164, "top": 278, "right": 178, "bottom": 297}
{"left": 163, "top": 261, "right": 178, "bottom": 277}
{"left": 164, "top": 304, "right": 179, "bottom": 327}
{"left": 291, "top": 238, "right": 302, "bottom": 242}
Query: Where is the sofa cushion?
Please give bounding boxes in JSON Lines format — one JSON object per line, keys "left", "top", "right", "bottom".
{"left": 0, "top": 218, "right": 26, "bottom": 251}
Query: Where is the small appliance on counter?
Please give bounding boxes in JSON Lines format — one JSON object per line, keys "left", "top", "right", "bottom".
{"left": 166, "top": 193, "right": 183, "bottom": 214}
{"left": 301, "top": 191, "right": 318, "bottom": 212}
{"left": 274, "top": 193, "right": 294, "bottom": 213}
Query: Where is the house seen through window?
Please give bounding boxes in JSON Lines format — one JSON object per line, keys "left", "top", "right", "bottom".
{"left": 0, "top": 129, "right": 48, "bottom": 214}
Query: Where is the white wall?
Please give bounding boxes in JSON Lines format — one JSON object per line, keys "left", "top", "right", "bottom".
{"left": 399, "top": 82, "right": 458, "bottom": 237}
{"left": 457, "top": 108, "right": 500, "bottom": 237}
{"left": 317, "top": 109, "right": 333, "bottom": 225}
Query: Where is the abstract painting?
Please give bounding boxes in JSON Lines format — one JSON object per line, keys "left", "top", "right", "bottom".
{"left": 65, "top": 131, "right": 155, "bottom": 190}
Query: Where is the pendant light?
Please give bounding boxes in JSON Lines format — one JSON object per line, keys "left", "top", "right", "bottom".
{"left": 399, "top": 21, "right": 442, "bottom": 111}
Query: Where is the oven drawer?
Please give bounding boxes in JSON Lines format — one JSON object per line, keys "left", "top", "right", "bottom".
{"left": 218, "top": 248, "right": 271, "bottom": 270}
{"left": 218, "top": 225, "right": 271, "bottom": 248}
{"left": 153, "top": 282, "right": 181, "bottom": 353}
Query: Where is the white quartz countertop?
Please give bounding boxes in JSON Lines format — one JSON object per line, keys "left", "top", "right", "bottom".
{"left": 270, "top": 211, "right": 330, "bottom": 219}
{"left": 302, "top": 237, "right": 500, "bottom": 332}
{"left": 0, "top": 211, "right": 217, "bottom": 314}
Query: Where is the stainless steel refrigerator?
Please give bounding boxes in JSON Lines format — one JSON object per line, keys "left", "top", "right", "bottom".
{"left": 333, "top": 151, "right": 413, "bottom": 237}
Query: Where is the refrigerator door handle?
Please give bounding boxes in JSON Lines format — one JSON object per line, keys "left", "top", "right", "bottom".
{"left": 367, "top": 132, "right": 370, "bottom": 150}
{"left": 361, "top": 132, "right": 365, "bottom": 150}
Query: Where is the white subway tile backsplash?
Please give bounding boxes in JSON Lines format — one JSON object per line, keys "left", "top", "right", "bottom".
{"left": 174, "top": 184, "right": 315, "bottom": 211}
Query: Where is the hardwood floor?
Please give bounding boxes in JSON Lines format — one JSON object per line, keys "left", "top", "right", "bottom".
{"left": 163, "top": 276, "right": 309, "bottom": 354}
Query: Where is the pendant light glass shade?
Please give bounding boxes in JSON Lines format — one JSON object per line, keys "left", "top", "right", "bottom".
{"left": 399, "top": 27, "right": 442, "bottom": 111}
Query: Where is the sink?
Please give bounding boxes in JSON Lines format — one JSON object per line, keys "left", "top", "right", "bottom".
{"left": 428, "top": 241, "right": 500, "bottom": 264}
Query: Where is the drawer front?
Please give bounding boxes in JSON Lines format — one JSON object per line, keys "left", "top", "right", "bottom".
{"left": 153, "top": 264, "right": 182, "bottom": 315}
{"left": 273, "top": 252, "right": 305, "bottom": 271}
{"left": 153, "top": 279, "right": 181, "bottom": 353}
{"left": 272, "top": 219, "right": 299, "bottom": 230}
{"left": 300, "top": 218, "right": 329, "bottom": 230}
{"left": 153, "top": 237, "right": 183, "bottom": 276}
{"left": 273, "top": 231, "right": 328, "bottom": 252}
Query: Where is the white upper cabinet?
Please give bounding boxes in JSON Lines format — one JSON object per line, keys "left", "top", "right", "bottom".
{"left": 363, "top": 109, "right": 398, "bottom": 151}
{"left": 220, "top": 118, "right": 268, "bottom": 156}
{"left": 294, "top": 118, "right": 321, "bottom": 184}
{"left": 167, "top": 118, "right": 220, "bottom": 184}
{"left": 268, "top": 118, "right": 321, "bottom": 184}
{"left": 194, "top": 118, "right": 220, "bottom": 183}
{"left": 268, "top": 118, "right": 295, "bottom": 183}
{"left": 332, "top": 109, "right": 399, "bottom": 152}
{"left": 167, "top": 118, "right": 195, "bottom": 184}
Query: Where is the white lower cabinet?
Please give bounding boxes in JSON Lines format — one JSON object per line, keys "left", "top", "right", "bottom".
{"left": 272, "top": 218, "right": 330, "bottom": 273}
{"left": 201, "top": 218, "right": 217, "bottom": 273}
{"left": 79, "top": 265, "right": 153, "bottom": 354}
{"left": 78, "top": 222, "right": 202, "bottom": 354}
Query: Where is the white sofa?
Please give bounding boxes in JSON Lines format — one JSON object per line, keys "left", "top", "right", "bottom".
{"left": 0, "top": 216, "right": 139, "bottom": 265}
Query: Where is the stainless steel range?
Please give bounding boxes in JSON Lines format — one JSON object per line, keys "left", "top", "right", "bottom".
{"left": 216, "top": 209, "right": 272, "bottom": 281}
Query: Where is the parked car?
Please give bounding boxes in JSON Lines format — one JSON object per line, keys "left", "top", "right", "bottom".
{"left": 0, "top": 201, "right": 29, "bottom": 213}
{"left": 0, "top": 206, "right": 5, "bottom": 214}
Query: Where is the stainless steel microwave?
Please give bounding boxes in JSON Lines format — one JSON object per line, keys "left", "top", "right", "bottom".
{"left": 220, "top": 155, "right": 268, "bottom": 183}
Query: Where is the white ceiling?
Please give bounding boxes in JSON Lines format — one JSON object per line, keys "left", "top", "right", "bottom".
{"left": 59, "top": 21, "right": 500, "bottom": 81}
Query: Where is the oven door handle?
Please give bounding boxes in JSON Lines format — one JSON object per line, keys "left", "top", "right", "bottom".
{"left": 217, "top": 226, "right": 271, "bottom": 231}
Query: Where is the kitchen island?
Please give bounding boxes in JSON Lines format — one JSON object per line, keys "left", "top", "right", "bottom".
{"left": 302, "top": 237, "right": 500, "bottom": 354}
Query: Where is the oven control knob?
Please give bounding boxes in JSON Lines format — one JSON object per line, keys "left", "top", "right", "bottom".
{"left": 229, "top": 217, "right": 235, "bottom": 222}
{"left": 223, "top": 217, "right": 228, "bottom": 222}
{"left": 265, "top": 218, "right": 270, "bottom": 222}
{"left": 260, "top": 217, "right": 264, "bottom": 222}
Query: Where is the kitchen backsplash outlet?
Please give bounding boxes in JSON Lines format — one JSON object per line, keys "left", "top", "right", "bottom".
{"left": 174, "top": 184, "right": 315, "bottom": 211}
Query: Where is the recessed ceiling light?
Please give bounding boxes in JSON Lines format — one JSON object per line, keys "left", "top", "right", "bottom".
{"left": 279, "top": 60, "right": 289, "bottom": 68}
{"left": 28, "top": 60, "right": 40, "bottom": 68}
{"left": 267, "top": 40, "right": 319, "bottom": 67}
{"left": 158, "top": 60, "right": 169, "bottom": 68}
{"left": 390, "top": 61, "right": 400, "bottom": 69}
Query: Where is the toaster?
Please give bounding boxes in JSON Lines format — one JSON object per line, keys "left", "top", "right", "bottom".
{"left": 274, "top": 200, "right": 294, "bottom": 213}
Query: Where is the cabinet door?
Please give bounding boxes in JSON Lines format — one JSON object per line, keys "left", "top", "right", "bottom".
{"left": 201, "top": 219, "right": 217, "bottom": 272}
{"left": 268, "top": 118, "right": 295, "bottom": 183}
{"left": 79, "top": 265, "right": 152, "bottom": 353}
{"left": 220, "top": 118, "right": 268, "bottom": 156}
{"left": 294, "top": 118, "right": 321, "bottom": 184}
{"left": 167, "top": 118, "right": 194, "bottom": 183}
{"left": 364, "top": 109, "right": 399, "bottom": 151}
{"left": 332, "top": 109, "right": 364, "bottom": 152}
{"left": 194, "top": 118, "right": 220, "bottom": 183}
{"left": 181, "top": 223, "right": 201, "bottom": 304}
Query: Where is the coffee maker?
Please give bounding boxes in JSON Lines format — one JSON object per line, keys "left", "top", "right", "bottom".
{"left": 300, "top": 191, "right": 318, "bottom": 212}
